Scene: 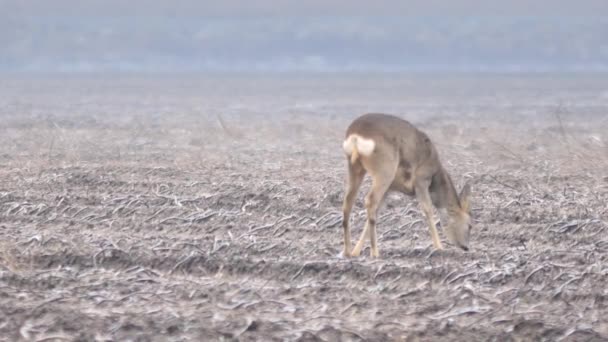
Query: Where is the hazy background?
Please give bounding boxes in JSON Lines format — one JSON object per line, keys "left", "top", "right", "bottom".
{"left": 2, "top": 0, "right": 608, "bottom": 73}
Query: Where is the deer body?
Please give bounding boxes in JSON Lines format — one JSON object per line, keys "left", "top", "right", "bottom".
{"left": 341, "top": 113, "right": 472, "bottom": 258}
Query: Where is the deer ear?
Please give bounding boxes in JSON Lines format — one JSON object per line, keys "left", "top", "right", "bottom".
{"left": 459, "top": 183, "right": 471, "bottom": 212}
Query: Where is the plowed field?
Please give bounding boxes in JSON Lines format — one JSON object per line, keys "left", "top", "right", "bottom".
{"left": 1, "top": 74, "right": 607, "bottom": 341}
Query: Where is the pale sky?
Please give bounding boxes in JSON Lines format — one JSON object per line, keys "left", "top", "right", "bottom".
{"left": 1, "top": 0, "right": 607, "bottom": 72}
{"left": 3, "top": 0, "right": 607, "bottom": 16}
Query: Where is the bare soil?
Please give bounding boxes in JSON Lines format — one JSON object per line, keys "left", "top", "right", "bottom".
{"left": 1, "top": 74, "right": 608, "bottom": 341}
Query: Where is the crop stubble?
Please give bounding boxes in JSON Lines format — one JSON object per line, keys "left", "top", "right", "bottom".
{"left": 0, "top": 74, "right": 607, "bottom": 341}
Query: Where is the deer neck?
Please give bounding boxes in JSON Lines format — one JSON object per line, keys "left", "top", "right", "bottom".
{"left": 433, "top": 167, "right": 462, "bottom": 216}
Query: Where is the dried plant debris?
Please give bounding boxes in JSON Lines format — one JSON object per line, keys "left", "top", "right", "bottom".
{"left": 1, "top": 75, "right": 608, "bottom": 341}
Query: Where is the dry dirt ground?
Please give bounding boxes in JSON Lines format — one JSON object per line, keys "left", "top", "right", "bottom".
{"left": 0, "top": 74, "right": 607, "bottom": 341}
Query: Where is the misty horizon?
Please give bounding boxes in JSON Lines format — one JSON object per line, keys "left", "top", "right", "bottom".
{"left": 2, "top": 1, "right": 608, "bottom": 73}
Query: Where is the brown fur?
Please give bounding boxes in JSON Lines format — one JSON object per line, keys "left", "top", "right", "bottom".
{"left": 341, "top": 113, "right": 472, "bottom": 258}
{"left": 350, "top": 146, "right": 359, "bottom": 164}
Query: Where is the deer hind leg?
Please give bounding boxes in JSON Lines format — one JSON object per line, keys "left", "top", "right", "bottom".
{"left": 351, "top": 161, "right": 396, "bottom": 258}
{"left": 341, "top": 159, "right": 366, "bottom": 258}
{"left": 415, "top": 180, "right": 444, "bottom": 250}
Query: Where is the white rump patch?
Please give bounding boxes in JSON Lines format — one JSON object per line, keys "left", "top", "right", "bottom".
{"left": 356, "top": 136, "right": 375, "bottom": 156}
{"left": 342, "top": 134, "right": 375, "bottom": 156}
{"left": 342, "top": 135, "right": 356, "bottom": 154}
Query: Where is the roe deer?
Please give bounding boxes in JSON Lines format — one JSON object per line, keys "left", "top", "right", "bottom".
{"left": 341, "top": 113, "right": 472, "bottom": 258}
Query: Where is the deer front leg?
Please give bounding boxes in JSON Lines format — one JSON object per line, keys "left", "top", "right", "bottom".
{"left": 415, "top": 181, "right": 444, "bottom": 250}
